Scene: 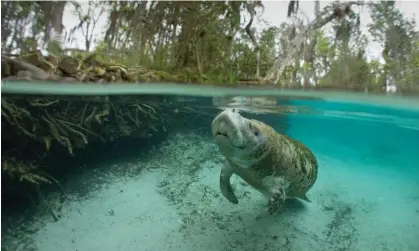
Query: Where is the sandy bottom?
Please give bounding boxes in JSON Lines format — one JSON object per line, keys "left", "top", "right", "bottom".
{"left": 2, "top": 132, "right": 419, "bottom": 251}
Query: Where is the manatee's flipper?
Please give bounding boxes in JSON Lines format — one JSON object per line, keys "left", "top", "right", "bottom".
{"left": 298, "top": 193, "right": 311, "bottom": 202}
{"left": 261, "top": 176, "right": 288, "bottom": 215}
{"left": 220, "top": 162, "right": 238, "bottom": 204}
{"left": 268, "top": 187, "right": 286, "bottom": 215}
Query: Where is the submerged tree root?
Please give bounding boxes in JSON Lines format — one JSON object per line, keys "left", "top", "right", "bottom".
{"left": 35, "top": 186, "right": 61, "bottom": 222}
{"left": 2, "top": 158, "right": 51, "bottom": 185}
{"left": 1, "top": 93, "right": 193, "bottom": 192}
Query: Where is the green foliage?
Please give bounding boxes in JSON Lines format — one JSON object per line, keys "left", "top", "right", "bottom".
{"left": 320, "top": 55, "right": 376, "bottom": 90}
{"left": 1, "top": 0, "right": 419, "bottom": 92}
{"left": 367, "top": 1, "right": 419, "bottom": 91}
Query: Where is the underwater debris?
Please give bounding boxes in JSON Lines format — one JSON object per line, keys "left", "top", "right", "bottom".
{"left": 320, "top": 191, "right": 361, "bottom": 251}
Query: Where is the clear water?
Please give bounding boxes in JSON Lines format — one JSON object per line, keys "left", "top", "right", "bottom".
{"left": 1, "top": 82, "right": 419, "bottom": 251}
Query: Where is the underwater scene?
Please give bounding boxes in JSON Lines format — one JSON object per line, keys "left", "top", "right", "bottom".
{"left": 1, "top": 82, "right": 418, "bottom": 251}
{"left": 2, "top": 0, "right": 419, "bottom": 250}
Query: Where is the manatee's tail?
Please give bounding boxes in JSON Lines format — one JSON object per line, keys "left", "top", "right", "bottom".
{"left": 298, "top": 193, "right": 311, "bottom": 203}
{"left": 220, "top": 163, "right": 239, "bottom": 204}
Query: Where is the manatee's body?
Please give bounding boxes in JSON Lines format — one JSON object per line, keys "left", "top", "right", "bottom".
{"left": 211, "top": 109, "right": 318, "bottom": 214}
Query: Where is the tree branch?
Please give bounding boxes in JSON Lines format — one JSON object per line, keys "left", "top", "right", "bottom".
{"left": 264, "top": 1, "right": 366, "bottom": 84}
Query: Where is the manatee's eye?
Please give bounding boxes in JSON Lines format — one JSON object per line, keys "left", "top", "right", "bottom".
{"left": 253, "top": 129, "right": 259, "bottom": 136}
{"left": 248, "top": 121, "right": 259, "bottom": 136}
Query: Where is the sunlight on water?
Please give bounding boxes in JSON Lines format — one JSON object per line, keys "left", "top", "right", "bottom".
{"left": 1, "top": 81, "right": 419, "bottom": 251}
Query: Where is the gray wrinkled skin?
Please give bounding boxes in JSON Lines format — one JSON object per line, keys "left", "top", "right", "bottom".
{"left": 211, "top": 109, "right": 269, "bottom": 169}
{"left": 211, "top": 109, "right": 318, "bottom": 213}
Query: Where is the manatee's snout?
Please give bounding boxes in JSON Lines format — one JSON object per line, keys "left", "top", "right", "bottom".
{"left": 211, "top": 109, "right": 246, "bottom": 148}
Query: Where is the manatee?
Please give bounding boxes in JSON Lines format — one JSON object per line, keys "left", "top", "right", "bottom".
{"left": 211, "top": 109, "right": 318, "bottom": 215}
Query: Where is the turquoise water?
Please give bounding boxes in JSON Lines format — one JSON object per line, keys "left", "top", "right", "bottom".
{"left": 1, "top": 82, "right": 419, "bottom": 251}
